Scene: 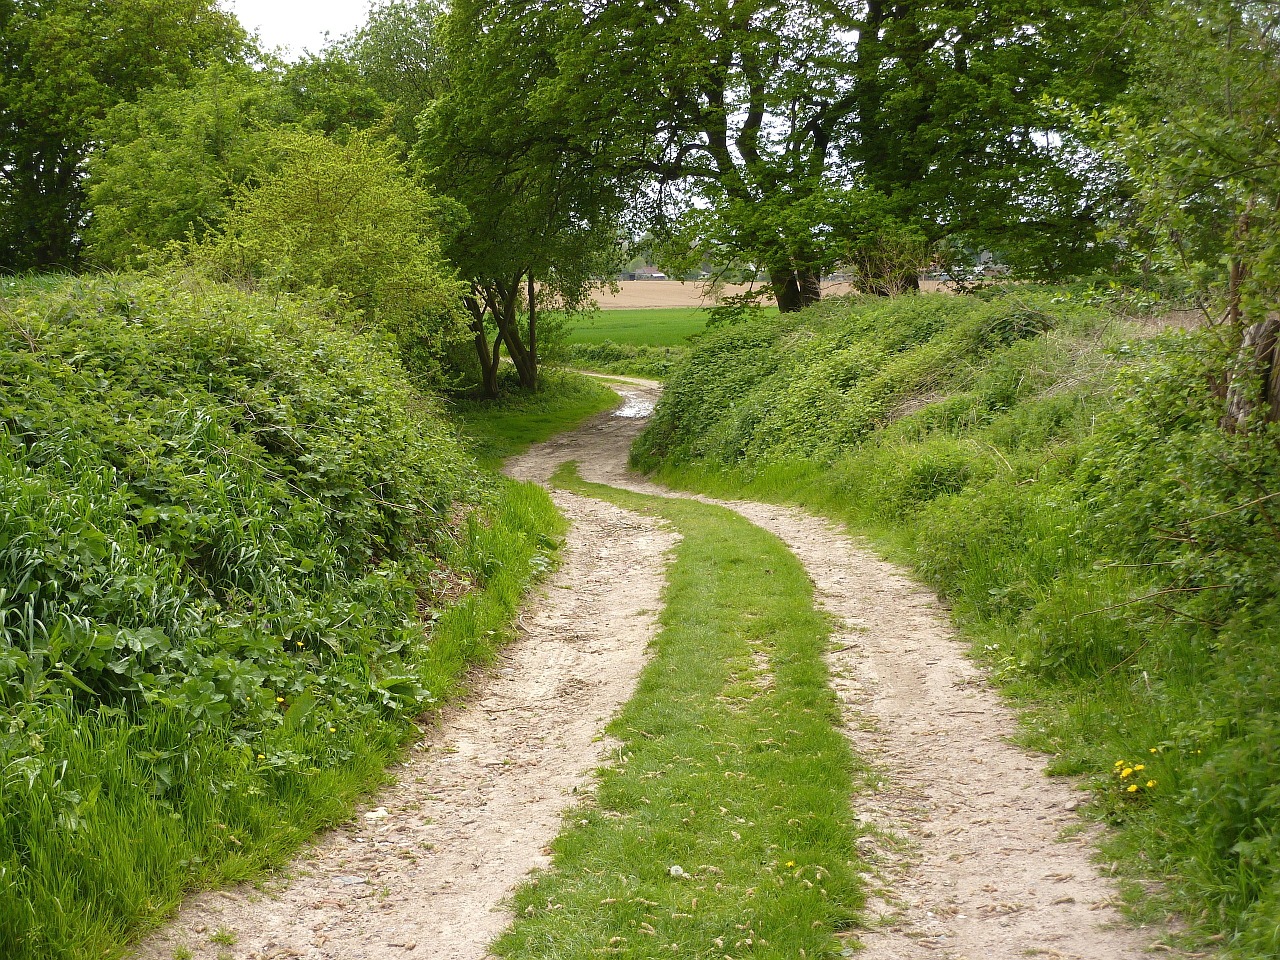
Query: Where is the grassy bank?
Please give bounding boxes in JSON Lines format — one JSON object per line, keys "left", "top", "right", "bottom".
{"left": 494, "top": 463, "right": 866, "bottom": 959}
{"left": 0, "top": 274, "right": 564, "bottom": 959}
{"left": 633, "top": 289, "right": 1280, "bottom": 955}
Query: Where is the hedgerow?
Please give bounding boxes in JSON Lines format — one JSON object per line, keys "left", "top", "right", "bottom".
{"left": 636, "top": 287, "right": 1280, "bottom": 954}
{"left": 0, "top": 273, "right": 555, "bottom": 958}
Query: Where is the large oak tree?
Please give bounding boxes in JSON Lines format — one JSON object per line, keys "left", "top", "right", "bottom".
{"left": 548, "top": 0, "right": 1128, "bottom": 310}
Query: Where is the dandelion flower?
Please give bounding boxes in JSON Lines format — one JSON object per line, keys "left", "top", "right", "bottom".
{"left": 1114, "top": 760, "right": 1124, "bottom": 767}
{"left": 1127, "top": 784, "right": 1139, "bottom": 793}
{"left": 329, "top": 727, "right": 336, "bottom": 733}
{"left": 1146, "top": 780, "right": 1157, "bottom": 788}
{"left": 257, "top": 754, "right": 265, "bottom": 760}
{"left": 785, "top": 861, "right": 796, "bottom": 868}
{"left": 276, "top": 697, "right": 285, "bottom": 703}
{"left": 1149, "top": 748, "right": 1158, "bottom": 754}
{"left": 1133, "top": 764, "right": 1145, "bottom": 772}
{"left": 1121, "top": 768, "right": 1133, "bottom": 778}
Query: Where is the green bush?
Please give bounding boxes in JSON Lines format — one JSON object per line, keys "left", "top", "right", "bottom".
{"left": 0, "top": 272, "right": 556, "bottom": 959}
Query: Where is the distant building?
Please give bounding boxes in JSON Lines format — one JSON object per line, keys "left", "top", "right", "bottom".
{"left": 631, "top": 266, "right": 668, "bottom": 280}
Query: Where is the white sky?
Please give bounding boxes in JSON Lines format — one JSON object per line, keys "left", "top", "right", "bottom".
{"left": 225, "top": 0, "right": 373, "bottom": 60}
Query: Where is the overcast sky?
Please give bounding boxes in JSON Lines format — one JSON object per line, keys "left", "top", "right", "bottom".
{"left": 225, "top": 0, "right": 372, "bottom": 59}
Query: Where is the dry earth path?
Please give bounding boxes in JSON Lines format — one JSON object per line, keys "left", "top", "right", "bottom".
{"left": 522, "top": 375, "right": 1182, "bottom": 960}
{"left": 132, "top": 478, "right": 678, "bottom": 959}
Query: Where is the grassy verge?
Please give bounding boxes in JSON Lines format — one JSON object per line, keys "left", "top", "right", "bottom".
{"left": 494, "top": 462, "right": 866, "bottom": 960}
{"left": 451, "top": 370, "right": 620, "bottom": 468}
{"left": 632, "top": 288, "right": 1280, "bottom": 955}
{"left": 558, "top": 342, "right": 688, "bottom": 380}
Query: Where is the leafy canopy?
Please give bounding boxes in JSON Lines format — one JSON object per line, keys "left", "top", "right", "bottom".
{"left": 0, "top": 0, "right": 247, "bottom": 270}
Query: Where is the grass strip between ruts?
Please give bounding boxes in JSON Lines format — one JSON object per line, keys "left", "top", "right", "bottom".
{"left": 494, "top": 462, "right": 868, "bottom": 960}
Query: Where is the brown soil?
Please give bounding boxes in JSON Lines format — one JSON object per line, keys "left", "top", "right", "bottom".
{"left": 592, "top": 279, "right": 954, "bottom": 309}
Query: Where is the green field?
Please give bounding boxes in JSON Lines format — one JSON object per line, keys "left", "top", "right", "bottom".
{"left": 564, "top": 307, "right": 712, "bottom": 346}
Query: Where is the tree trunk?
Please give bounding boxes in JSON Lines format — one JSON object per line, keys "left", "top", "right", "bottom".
{"left": 1223, "top": 311, "right": 1280, "bottom": 432}
{"left": 465, "top": 288, "right": 502, "bottom": 398}
{"left": 770, "top": 266, "right": 822, "bottom": 313}
{"left": 494, "top": 278, "right": 538, "bottom": 392}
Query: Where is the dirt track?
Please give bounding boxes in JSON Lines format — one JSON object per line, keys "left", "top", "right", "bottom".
{"left": 133, "top": 465, "right": 678, "bottom": 960}
{"left": 135, "top": 377, "right": 1181, "bottom": 960}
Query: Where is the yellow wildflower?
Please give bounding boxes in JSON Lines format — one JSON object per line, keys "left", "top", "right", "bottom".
{"left": 1133, "top": 764, "right": 1145, "bottom": 772}
{"left": 1146, "top": 780, "right": 1157, "bottom": 788}
{"left": 1121, "top": 767, "right": 1133, "bottom": 778}
{"left": 1127, "top": 784, "right": 1138, "bottom": 793}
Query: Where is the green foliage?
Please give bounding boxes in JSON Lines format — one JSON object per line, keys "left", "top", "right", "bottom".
{"left": 451, "top": 370, "right": 620, "bottom": 469}
{"left": 635, "top": 290, "right": 1099, "bottom": 466}
{"left": 0, "top": 272, "right": 562, "bottom": 959}
{"left": 559, "top": 341, "right": 687, "bottom": 380}
{"left": 198, "top": 128, "right": 466, "bottom": 384}
{"left": 342, "top": 0, "right": 446, "bottom": 146}
{"left": 418, "top": 0, "right": 630, "bottom": 391}
{"left": 547, "top": 0, "right": 1128, "bottom": 307}
{"left": 638, "top": 289, "right": 1280, "bottom": 953}
{"left": 1094, "top": 2, "right": 1280, "bottom": 302}
{"left": 85, "top": 65, "right": 294, "bottom": 268}
{"left": 0, "top": 0, "right": 247, "bottom": 270}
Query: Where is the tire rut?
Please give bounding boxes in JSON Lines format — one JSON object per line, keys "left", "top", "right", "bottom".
{"left": 525, "top": 375, "right": 1187, "bottom": 960}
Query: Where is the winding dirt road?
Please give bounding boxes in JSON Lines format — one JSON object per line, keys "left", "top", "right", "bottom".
{"left": 135, "top": 376, "right": 1181, "bottom": 960}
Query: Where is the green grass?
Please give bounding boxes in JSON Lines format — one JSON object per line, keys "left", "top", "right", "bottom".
{"left": 451, "top": 370, "right": 620, "bottom": 469}
{"left": 494, "top": 463, "right": 866, "bottom": 960}
{"left": 565, "top": 307, "right": 712, "bottom": 346}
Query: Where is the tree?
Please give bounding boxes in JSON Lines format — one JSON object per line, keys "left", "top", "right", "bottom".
{"left": 418, "top": 0, "right": 626, "bottom": 394}
{"left": 1096, "top": 1, "right": 1280, "bottom": 427}
{"left": 344, "top": 0, "right": 447, "bottom": 147}
{"left": 547, "top": 0, "right": 1128, "bottom": 310}
{"left": 0, "top": 0, "right": 246, "bottom": 271}
{"left": 85, "top": 65, "right": 293, "bottom": 268}
{"left": 199, "top": 128, "right": 466, "bottom": 384}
